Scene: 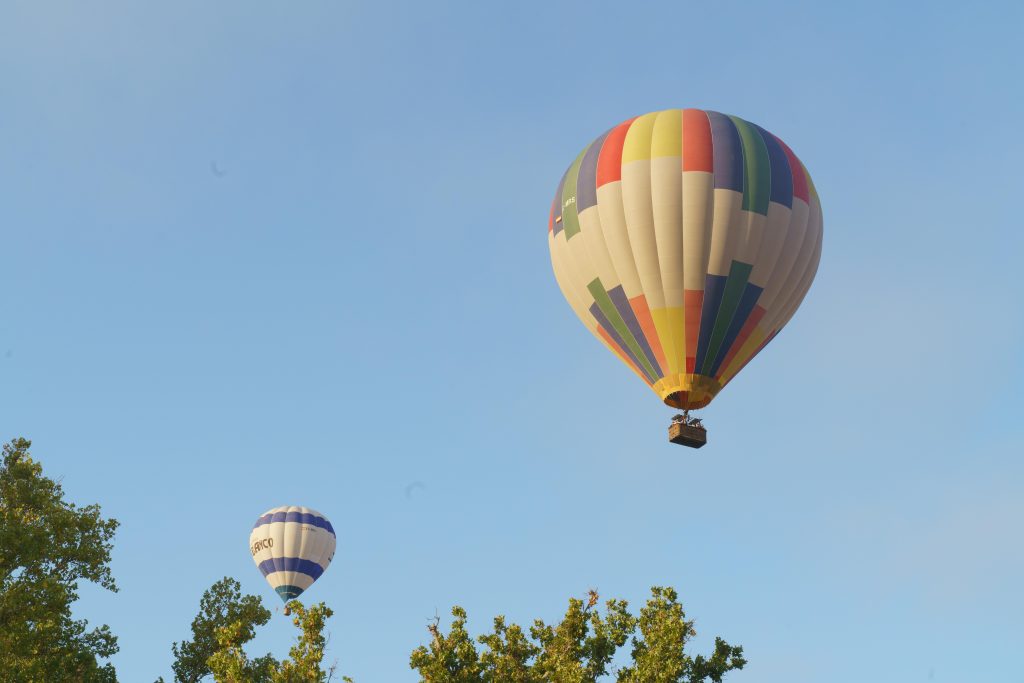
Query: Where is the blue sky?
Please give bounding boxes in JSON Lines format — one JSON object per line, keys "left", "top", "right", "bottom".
{"left": 2, "top": 1, "right": 1022, "bottom": 681}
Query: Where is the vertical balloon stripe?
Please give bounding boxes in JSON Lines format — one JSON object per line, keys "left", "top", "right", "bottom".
{"left": 649, "top": 109, "right": 686, "bottom": 375}
{"left": 621, "top": 114, "right": 669, "bottom": 317}
{"left": 707, "top": 112, "right": 743, "bottom": 192}
{"left": 586, "top": 279, "right": 660, "bottom": 380}
{"left": 703, "top": 108, "right": 745, "bottom": 282}
{"left": 577, "top": 205, "right": 631, "bottom": 312}
{"left": 596, "top": 119, "right": 633, "bottom": 187}
{"left": 589, "top": 303, "right": 655, "bottom": 383}
{"left": 609, "top": 286, "right": 665, "bottom": 374}
{"left": 550, "top": 237, "right": 604, "bottom": 341}
{"left": 806, "top": 166, "right": 820, "bottom": 205}
{"left": 595, "top": 182, "right": 645, "bottom": 299}
{"left": 715, "top": 304, "right": 766, "bottom": 378}
{"left": 747, "top": 195, "right": 794, "bottom": 289}
{"left": 680, "top": 172, "right": 714, "bottom": 290}
{"left": 682, "top": 109, "right": 714, "bottom": 172}
{"left": 650, "top": 109, "right": 682, "bottom": 158}
{"left": 730, "top": 117, "right": 771, "bottom": 216}
{"left": 560, "top": 149, "right": 587, "bottom": 240}
{"left": 552, "top": 171, "right": 568, "bottom": 237}
{"left": 757, "top": 125, "right": 793, "bottom": 208}
{"left": 695, "top": 273, "right": 727, "bottom": 370}
{"left": 270, "top": 521, "right": 286, "bottom": 574}
{"left": 770, "top": 211, "right": 815, "bottom": 327}
{"left": 683, "top": 289, "right": 703, "bottom": 373}
{"left": 699, "top": 260, "right": 754, "bottom": 374}
{"left": 313, "top": 533, "right": 335, "bottom": 573}
{"left": 722, "top": 329, "right": 778, "bottom": 389}
{"left": 622, "top": 112, "right": 658, "bottom": 163}
{"left": 588, "top": 301, "right": 658, "bottom": 384}
{"left": 296, "top": 521, "right": 315, "bottom": 588}
{"left": 681, "top": 113, "right": 715, "bottom": 335}
{"left": 577, "top": 132, "right": 608, "bottom": 212}
{"left": 562, "top": 215, "right": 607, "bottom": 319}
{"left": 756, "top": 199, "right": 808, "bottom": 311}
{"left": 717, "top": 329, "right": 767, "bottom": 387}
{"left": 773, "top": 198, "right": 822, "bottom": 329}
{"left": 776, "top": 136, "right": 809, "bottom": 203}
{"left": 628, "top": 295, "right": 669, "bottom": 373}
{"left": 764, "top": 195, "right": 819, "bottom": 332}
{"left": 596, "top": 325, "right": 653, "bottom": 386}
{"left": 708, "top": 281, "right": 763, "bottom": 376}
{"left": 283, "top": 519, "right": 302, "bottom": 574}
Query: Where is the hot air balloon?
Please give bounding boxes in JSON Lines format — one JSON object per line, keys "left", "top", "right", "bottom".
{"left": 548, "top": 109, "right": 822, "bottom": 447}
{"left": 250, "top": 506, "right": 335, "bottom": 612}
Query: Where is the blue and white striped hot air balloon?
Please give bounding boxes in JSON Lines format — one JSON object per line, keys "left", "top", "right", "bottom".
{"left": 250, "top": 506, "right": 335, "bottom": 606}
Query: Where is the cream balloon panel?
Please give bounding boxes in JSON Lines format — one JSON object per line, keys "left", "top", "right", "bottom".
{"left": 718, "top": 191, "right": 822, "bottom": 387}
{"left": 549, "top": 217, "right": 653, "bottom": 386}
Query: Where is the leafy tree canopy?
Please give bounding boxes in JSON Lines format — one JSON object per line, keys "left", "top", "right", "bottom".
{"left": 168, "top": 577, "right": 275, "bottom": 683}
{"left": 409, "top": 587, "right": 746, "bottom": 683}
{"left": 207, "top": 600, "right": 343, "bottom": 683}
{"left": 166, "top": 577, "right": 348, "bottom": 683}
{"left": 0, "top": 437, "right": 120, "bottom": 682}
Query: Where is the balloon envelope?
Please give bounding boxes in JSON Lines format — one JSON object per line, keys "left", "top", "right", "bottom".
{"left": 548, "top": 109, "right": 822, "bottom": 410}
{"left": 249, "top": 506, "right": 335, "bottom": 603}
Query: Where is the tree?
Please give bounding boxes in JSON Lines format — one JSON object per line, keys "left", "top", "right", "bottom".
{"left": 409, "top": 587, "right": 746, "bottom": 683}
{"left": 0, "top": 437, "right": 120, "bottom": 682}
{"left": 167, "top": 578, "right": 348, "bottom": 683}
{"left": 272, "top": 601, "right": 340, "bottom": 683}
{"left": 168, "top": 577, "right": 275, "bottom": 683}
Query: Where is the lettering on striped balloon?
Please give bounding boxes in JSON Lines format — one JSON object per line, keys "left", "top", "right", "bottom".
{"left": 250, "top": 538, "right": 273, "bottom": 556}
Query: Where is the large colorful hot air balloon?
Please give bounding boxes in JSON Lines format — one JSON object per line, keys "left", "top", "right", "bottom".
{"left": 250, "top": 506, "right": 335, "bottom": 608}
{"left": 548, "top": 109, "right": 822, "bottom": 446}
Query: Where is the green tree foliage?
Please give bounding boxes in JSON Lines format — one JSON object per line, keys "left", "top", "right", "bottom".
{"left": 409, "top": 587, "right": 746, "bottom": 683}
{"left": 168, "top": 577, "right": 275, "bottom": 682}
{"left": 0, "top": 437, "right": 120, "bottom": 682}
{"left": 273, "top": 602, "right": 340, "bottom": 683}
{"left": 167, "top": 578, "right": 348, "bottom": 683}
{"left": 205, "top": 600, "right": 347, "bottom": 683}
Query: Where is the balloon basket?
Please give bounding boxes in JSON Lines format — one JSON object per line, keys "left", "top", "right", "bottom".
{"left": 668, "top": 421, "right": 707, "bottom": 448}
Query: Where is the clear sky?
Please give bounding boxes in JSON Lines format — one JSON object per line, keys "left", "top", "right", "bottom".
{"left": 2, "top": 1, "right": 1022, "bottom": 681}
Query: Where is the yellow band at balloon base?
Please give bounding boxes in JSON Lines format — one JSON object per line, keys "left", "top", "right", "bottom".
{"left": 654, "top": 374, "right": 721, "bottom": 410}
